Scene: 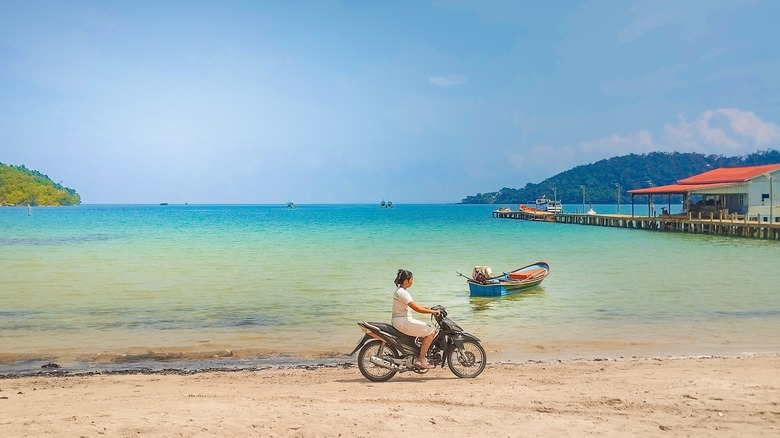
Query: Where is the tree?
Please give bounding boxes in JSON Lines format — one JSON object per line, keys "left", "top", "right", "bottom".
{"left": 460, "top": 150, "right": 780, "bottom": 204}
{"left": 0, "top": 162, "right": 81, "bottom": 206}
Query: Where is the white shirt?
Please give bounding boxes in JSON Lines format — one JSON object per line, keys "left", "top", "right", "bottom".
{"left": 392, "top": 287, "right": 414, "bottom": 321}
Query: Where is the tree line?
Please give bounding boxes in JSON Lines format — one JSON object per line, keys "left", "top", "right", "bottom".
{"left": 460, "top": 150, "right": 780, "bottom": 205}
{"left": 0, "top": 163, "right": 81, "bottom": 206}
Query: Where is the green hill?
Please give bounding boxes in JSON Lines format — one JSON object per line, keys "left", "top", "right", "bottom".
{"left": 0, "top": 163, "right": 81, "bottom": 206}
{"left": 461, "top": 150, "right": 780, "bottom": 205}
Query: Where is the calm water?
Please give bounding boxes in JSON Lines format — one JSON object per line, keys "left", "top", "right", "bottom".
{"left": 1, "top": 204, "right": 779, "bottom": 373}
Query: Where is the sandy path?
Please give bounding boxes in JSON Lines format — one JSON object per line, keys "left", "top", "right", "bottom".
{"left": 2, "top": 356, "right": 778, "bottom": 437}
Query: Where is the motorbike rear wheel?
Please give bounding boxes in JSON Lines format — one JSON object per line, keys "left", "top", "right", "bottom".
{"left": 447, "top": 340, "right": 486, "bottom": 378}
{"left": 357, "top": 340, "right": 400, "bottom": 382}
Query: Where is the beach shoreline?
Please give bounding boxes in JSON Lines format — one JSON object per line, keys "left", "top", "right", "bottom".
{"left": 2, "top": 354, "right": 778, "bottom": 437}
{"left": 3, "top": 348, "right": 777, "bottom": 378}
{"left": 4, "top": 333, "right": 778, "bottom": 378}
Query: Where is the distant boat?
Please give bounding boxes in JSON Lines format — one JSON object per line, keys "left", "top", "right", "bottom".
{"left": 546, "top": 200, "right": 562, "bottom": 213}
{"left": 380, "top": 199, "right": 393, "bottom": 208}
{"left": 462, "top": 261, "right": 550, "bottom": 297}
{"left": 531, "top": 195, "right": 562, "bottom": 213}
{"left": 518, "top": 204, "right": 551, "bottom": 215}
{"left": 159, "top": 202, "right": 168, "bottom": 206}
{"left": 533, "top": 195, "right": 548, "bottom": 207}
{"left": 287, "top": 201, "right": 295, "bottom": 209}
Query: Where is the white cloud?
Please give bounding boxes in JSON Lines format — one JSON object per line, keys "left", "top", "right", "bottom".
{"left": 515, "top": 109, "right": 779, "bottom": 179}
{"left": 580, "top": 130, "right": 657, "bottom": 155}
{"left": 570, "top": 109, "right": 779, "bottom": 160}
{"left": 663, "top": 109, "right": 780, "bottom": 152}
{"left": 716, "top": 108, "right": 780, "bottom": 144}
{"left": 428, "top": 74, "right": 467, "bottom": 87}
{"left": 510, "top": 144, "right": 578, "bottom": 177}
{"left": 617, "top": 1, "right": 728, "bottom": 44}
{"left": 617, "top": 10, "right": 672, "bottom": 43}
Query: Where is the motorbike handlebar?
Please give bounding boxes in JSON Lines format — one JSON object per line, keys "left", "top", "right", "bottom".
{"left": 431, "top": 305, "right": 447, "bottom": 319}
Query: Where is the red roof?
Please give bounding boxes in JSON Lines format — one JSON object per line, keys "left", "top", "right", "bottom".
{"left": 628, "top": 182, "right": 741, "bottom": 195}
{"left": 677, "top": 164, "right": 780, "bottom": 184}
{"left": 628, "top": 163, "right": 780, "bottom": 195}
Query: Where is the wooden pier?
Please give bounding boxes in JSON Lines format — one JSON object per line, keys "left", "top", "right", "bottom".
{"left": 492, "top": 209, "right": 780, "bottom": 240}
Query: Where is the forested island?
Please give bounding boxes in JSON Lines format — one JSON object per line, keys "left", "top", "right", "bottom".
{"left": 0, "top": 163, "right": 81, "bottom": 206}
{"left": 461, "top": 150, "right": 780, "bottom": 205}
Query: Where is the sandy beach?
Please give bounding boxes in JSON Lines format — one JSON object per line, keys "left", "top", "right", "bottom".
{"left": 2, "top": 355, "right": 778, "bottom": 437}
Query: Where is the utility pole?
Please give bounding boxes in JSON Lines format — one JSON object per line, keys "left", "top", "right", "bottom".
{"left": 647, "top": 180, "right": 655, "bottom": 217}
{"left": 580, "top": 185, "right": 586, "bottom": 213}
{"left": 767, "top": 173, "right": 774, "bottom": 223}
{"left": 615, "top": 183, "right": 621, "bottom": 214}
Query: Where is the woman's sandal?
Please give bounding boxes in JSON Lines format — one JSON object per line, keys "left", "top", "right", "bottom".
{"left": 415, "top": 359, "right": 435, "bottom": 369}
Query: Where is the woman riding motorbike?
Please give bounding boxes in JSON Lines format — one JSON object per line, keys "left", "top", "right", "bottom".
{"left": 391, "top": 269, "right": 441, "bottom": 369}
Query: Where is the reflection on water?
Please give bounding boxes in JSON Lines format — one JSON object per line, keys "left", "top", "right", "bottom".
{"left": 469, "top": 287, "right": 546, "bottom": 312}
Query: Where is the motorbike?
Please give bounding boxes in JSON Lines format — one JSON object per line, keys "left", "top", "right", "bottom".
{"left": 349, "top": 305, "right": 486, "bottom": 381}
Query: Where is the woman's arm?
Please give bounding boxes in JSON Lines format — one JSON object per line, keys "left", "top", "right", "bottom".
{"left": 408, "top": 301, "right": 439, "bottom": 315}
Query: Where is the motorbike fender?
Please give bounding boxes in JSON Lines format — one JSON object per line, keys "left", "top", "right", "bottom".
{"left": 348, "top": 334, "right": 372, "bottom": 356}
{"left": 451, "top": 332, "right": 481, "bottom": 350}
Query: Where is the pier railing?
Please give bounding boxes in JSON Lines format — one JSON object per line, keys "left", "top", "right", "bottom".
{"left": 492, "top": 209, "right": 780, "bottom": 240}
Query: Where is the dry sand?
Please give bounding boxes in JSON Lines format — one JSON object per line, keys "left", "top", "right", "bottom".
{"left": 2, "top": 355, "right": 779, "bottom": 437}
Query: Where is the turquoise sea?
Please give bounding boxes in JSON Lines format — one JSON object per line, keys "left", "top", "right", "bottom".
{"left": 2, "top": 204, "right": 779, "bottom": 374}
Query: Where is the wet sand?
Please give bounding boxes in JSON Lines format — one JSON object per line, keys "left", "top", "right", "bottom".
{"left": 2, "top": 355, "right": 778, "bottom": 437}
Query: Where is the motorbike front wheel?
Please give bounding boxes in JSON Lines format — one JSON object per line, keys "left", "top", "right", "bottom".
{"left": 357, "top": 340, "right": 400, "bottom": 382}
{"left": 447, "top": 340, "right": 486, "bottom": 378}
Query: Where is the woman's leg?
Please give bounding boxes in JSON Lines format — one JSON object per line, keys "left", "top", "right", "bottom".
{"left": 418, "top": 332, "right": 435, "bottom": 363}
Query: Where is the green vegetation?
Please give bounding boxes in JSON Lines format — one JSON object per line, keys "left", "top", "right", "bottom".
{"left": 461, "top": 150, "right": 780, "bottom": 205}
{"left": 0, "top": 163, "right": 81, "bottom": 206}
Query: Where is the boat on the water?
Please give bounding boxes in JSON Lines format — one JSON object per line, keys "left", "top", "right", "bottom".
{"left": 545, "top": 199, "right": 562, "bottom": 213}
{"left": 531, "top": 195, "right": 562, "bottom": 213}
{"left": 519, "top": 204, "right": 549, "bottom": 213}
{"left": 463, "top": 261, "right": 550, "bottom": 297}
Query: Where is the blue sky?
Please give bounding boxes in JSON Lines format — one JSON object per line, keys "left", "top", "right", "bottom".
{"left": 2, "top": 0, "right": 780, "bottom": 204}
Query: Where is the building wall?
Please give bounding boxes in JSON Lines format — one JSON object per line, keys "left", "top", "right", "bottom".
{"left": 746, "top": 170, "right": 779, "bottom": 222}
{"left": 687, "top": 170, "right": 779, "bottom": 222}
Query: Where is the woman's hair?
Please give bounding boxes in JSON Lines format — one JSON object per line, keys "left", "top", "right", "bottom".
{"left": 394, "top": 269, "right": 413, "bottom": 287}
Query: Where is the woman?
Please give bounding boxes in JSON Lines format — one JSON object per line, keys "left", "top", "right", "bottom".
{"left": 391, "top": 269, "right": 440, "bottom": 369}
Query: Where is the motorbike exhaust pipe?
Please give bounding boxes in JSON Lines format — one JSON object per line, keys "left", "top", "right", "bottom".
{"left": 369, "top": 355, "right": 399, "bottom": 370}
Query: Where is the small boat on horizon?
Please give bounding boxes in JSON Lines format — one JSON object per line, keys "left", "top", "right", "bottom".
{"left": 287, "top": 201, "right": 295, "bottom": 209}
{"left": 380, "top": 199, "right": 394, "bottom": 208}
{"left": 461, "top": 261, "right": 550, "bottom": 297}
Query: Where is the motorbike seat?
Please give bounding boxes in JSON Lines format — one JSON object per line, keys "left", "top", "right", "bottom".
{"left": 365, "top": 322, "right": 417, "bottom": 342}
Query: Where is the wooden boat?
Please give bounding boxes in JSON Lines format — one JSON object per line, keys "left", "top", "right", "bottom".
{"left": 519, "top": 204, "right": 548, "bottom": 213}
{"left": 465, "top": 261, "right": 550, "bottom": 297}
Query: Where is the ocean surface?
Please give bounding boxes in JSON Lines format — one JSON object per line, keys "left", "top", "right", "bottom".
{"left": 2, "top": 204, "right": 779, "bottom": 374}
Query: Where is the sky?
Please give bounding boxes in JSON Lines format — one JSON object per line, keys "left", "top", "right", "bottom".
{"left": 2, "top": 0, "right": 780, "bottom": 204}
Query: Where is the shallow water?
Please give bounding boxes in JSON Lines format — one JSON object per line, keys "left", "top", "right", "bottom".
{"left": 1, "top": 204, "right": 779, "bottom": 373}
